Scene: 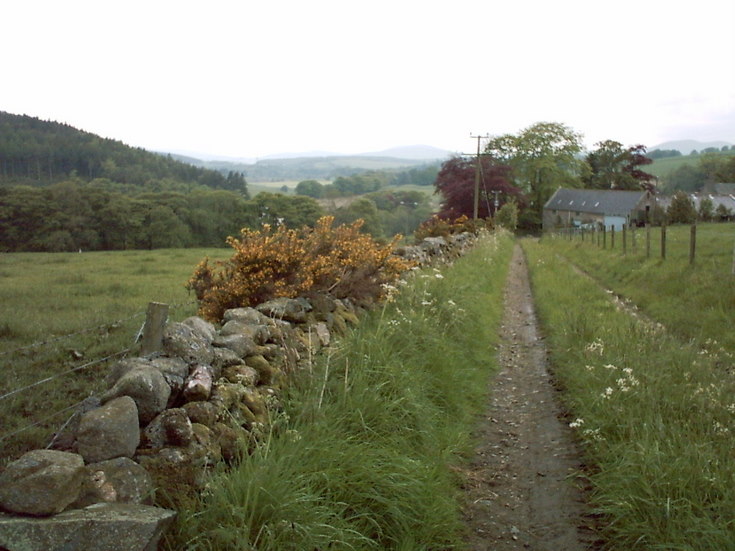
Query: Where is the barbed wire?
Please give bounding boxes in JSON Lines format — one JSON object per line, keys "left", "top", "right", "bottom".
{"left": 0, "top": 311, "right": 146, "bottom": 359}
{"left": 0, "top": 398, "right": 88, "bottom": 444}
{"left": 0, "top": 348, "right": 131, "bottom": 403}
{"left": 0, "top": 299, "right": 198, "bottom": 360}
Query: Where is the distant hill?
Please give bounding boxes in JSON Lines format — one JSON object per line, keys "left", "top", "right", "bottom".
{"left": 650, "top": 139, "right": 732, "bottom": 155}
{"left": 359, "top": 145, "right": 453, "bottom": 160}
{"left": 178, "top": 153, "right": 444, "bottom": 183}
{"left": 0, "top": 111, "right": 247, "bottom": 193}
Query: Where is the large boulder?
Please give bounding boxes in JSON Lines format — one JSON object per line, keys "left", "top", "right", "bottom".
{"left": 101, "top": 367, "right": 171, "bottom": 425}
{"left": 163, "top": 322, "right": 215, "bottom": 365}
{"left": 0, "top": 503, "right": 176, "bottom": 551}
{"left": 0, "top": 450, "right": 85, "bottom": 516}
{"left": 73, "top": 457, "right": 153, "bottom": 508}
{"left": 77, "top": 397, "right": 141, "bottom": 464}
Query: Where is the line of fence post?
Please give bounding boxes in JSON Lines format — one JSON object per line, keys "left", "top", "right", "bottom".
{"left": 661, "top": 224, "right": 667, "bottom": 260}
{"left": 690, "top": 224, "right": 697, "bottom": 265}
{"left": 140, "top": 302, "right": 169, "bottom": 356}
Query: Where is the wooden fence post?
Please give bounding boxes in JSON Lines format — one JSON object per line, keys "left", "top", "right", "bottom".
{"left": 631, "top": 225, "right": 636, "bottom": 252}
{"left": 611, "top": 226, "right": 615, "bottom": 250}
{"left": 646, "top": 224, "right": 651, "bottom": 258}
{"left": 689, "top": 224, "right": 697, "bottom": 265}
{"left": 622, "top": 225, "right": 627, "bottom": 255}
{"left": 661, "top": 224, "right": 667, "bottom": 260}
{"left": 602, "top": 225, "right": 607, "bottom": 249}
{"left": 141, "top": 302, "right": 169, "bottom": 356}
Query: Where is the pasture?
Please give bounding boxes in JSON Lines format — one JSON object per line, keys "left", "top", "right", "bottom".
{"left": 0, "top": 247, "right": 228, "bottom": 459}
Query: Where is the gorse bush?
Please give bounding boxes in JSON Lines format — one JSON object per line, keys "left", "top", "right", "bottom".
{"left": 414, "top": 214, "right": 493, "bottom": 241}
{"left": 187, "top": 216, "right": 413, "bottom": 321}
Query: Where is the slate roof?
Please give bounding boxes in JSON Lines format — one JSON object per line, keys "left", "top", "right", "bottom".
{"left": 544, "top": 188, "right": 647, "bottom": 216}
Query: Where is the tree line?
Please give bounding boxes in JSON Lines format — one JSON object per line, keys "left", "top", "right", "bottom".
{"left": 0, "top": 112, "right": 247, "bottom": 193}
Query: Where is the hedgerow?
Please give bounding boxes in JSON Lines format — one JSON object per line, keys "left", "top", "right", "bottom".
{"left": 187, "top": 216, "right": 412, "bottom": 322}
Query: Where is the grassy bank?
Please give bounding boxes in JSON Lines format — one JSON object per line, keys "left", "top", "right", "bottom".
{"left": 0, "top": 248, "right": 228, "bottom": 460}
{"left": 164, "top": 231, "right": 514, "bottom": 550}
{"left": 523, "top": 238, "right": 735, "bottom": 549}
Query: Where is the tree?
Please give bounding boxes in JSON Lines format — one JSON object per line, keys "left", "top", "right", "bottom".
{"left": 667, "top": 191, "right": 697, "bottom": 224}
{"left": 664, "top": 164, "right": 707, "bottom": 193}
{"left": 433, "top": 156, "right": 520, "bottom": 220}
{"left": 495, "top": 199, "right": 519, "bottom": 231}
{"left": 584, "top": 141, "right": 654, "bottom": 191}
{"left": 485, "top": 122, "right": 586, "bottom": 227}
{"left": 333, "top": 197, "right": 383, "bottom": 237}
{"left": 698, "top": 197, "right": 714, "bottom": 222}
{"left": 295, "top": 179, "right": 325, "bottom": 198}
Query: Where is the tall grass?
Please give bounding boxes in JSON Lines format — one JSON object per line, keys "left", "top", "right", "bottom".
{"left": 164, "top": 232, "right": 513, "bottom": 550}
{"left": 523, "top": 238, "right": 735, "bottom": 549}
{"left": 0, "top": 248, "right": 228, "bottom": 460}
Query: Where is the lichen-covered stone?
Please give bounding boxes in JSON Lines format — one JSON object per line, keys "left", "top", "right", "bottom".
{"left": 220, "top": 320, "right": 271, "bottom": 344}
{"left": 0, "top": 503, "right": 176, "bottom": 551}
{"left": 181, "top": 316, "right": 217, "bottom": 343}
{"left": 256, "top": 297, "right": 312, "bottom": 323}
{"left": 73, "top": 457, "right": 153, "bottom": 508}
{"left": 213, "top": 333, "right": 257, "bottom": 358}
{"left": 0, "top": 450, "right": 85, "bottom": 516}
{"left": 223, "top": 307, "right": 271, "bottom": 325}
{"left": 222, "top": 364, "right": 259, "bottom": 386}
{"left": 149, "top": 357, "right": 189, "bottom": 405}
{"left": 183, "top": 364, "right": 214, "bottom": 402}
{"left": 163, "top": 322, "right": 215, "bottom": 365}
{"left": 141, "top": 408, "right": 193, "bottom": 450}
{"left": 182, "top": 401, "right": 219, "bottom": 428}
{"left": 101, "top": 367, "right": 171, "bottom": 425}
{"left": 77, "top": 397, "right": 141, "bottom": 464}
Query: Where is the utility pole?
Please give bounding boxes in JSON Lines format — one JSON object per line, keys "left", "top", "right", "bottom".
{"left": 470, "top": 133, "right": 489, "bottom": 219}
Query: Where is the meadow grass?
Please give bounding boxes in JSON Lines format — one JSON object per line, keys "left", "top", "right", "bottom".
{"left": 163, "top": 231, "right": 513, "bottom": 551}
{"left": 0, "top": 247, "right": 229, "bottom": 460}
{"left": 543, "top": 223, "right": 735, "bottom": 351}
{"left": 523, "top": 238, "right": 735, "bottom": 549}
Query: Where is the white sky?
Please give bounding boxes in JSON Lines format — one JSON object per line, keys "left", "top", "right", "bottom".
{"left": 3, "top": 0, "right": 734, "bottom": 159}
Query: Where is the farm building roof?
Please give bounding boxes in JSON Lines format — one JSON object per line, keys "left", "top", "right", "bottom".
{"left": 544, "top": 188, "right": 647, "bottom": 216}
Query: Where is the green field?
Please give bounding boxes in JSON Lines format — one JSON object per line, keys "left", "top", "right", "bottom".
{"left": 0, "top": 247, "right": 229, "bottom": 460}
{"left": 645, "top": 148, "right": 735, "bottom": 179}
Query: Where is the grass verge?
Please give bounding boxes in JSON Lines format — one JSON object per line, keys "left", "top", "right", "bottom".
{"left": 163, "top": 231, "right": 513, "bottom": 550}
{"left": 523, "top": 238, "right": 735, "bottom": 549}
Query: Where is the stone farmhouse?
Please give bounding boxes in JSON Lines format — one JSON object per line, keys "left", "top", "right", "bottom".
{"left": 543, "top": 188, "right": 654, "bottom": 232}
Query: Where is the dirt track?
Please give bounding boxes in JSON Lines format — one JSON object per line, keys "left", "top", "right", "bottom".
{"left": 460, "top": 244, "right": 595, "bottom": 550}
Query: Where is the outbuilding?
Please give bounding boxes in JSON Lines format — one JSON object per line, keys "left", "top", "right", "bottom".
{"left": 542, "top": 188, "right": 653, "bottom": 232}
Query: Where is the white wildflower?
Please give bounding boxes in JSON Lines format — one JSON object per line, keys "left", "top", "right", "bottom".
{"left": 569, "top": 418, "right": 585, "bottom": 429}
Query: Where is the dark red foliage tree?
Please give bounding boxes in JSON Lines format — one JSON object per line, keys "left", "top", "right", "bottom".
{"left": 433, "top": 156, "right": 522, "bottom": 219}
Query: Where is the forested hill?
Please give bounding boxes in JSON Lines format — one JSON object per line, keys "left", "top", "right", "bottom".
{"left": 0, "top": 112, "right": 247, "bottom": 194}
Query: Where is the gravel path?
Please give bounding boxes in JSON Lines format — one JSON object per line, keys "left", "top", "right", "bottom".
{"left": 460, "top": 244, "right": 596, "bottom": 550}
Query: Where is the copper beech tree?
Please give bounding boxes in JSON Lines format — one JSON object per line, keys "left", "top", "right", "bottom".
{"left": 433, "top": 155, "right": 522, "bottom": 220}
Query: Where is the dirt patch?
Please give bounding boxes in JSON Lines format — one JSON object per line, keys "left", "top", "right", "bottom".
{"left": 459, "top": 244, "right": 597, "bottom": 550}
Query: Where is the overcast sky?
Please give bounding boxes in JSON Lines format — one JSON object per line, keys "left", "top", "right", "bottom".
{"left": 3, "top": 0, "right": 734, "bottom": 159}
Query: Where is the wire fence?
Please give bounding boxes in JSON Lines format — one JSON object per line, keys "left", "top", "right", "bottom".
{"left": 0, "top": 299, "right": 197, "bottom": 460}
{"left": 551, "top": 223, "right": 703, "bottom": 264}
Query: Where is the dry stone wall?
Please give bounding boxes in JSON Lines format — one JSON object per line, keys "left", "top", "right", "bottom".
{"left": 0, "top": 232, "right": 477, "bottom": 551}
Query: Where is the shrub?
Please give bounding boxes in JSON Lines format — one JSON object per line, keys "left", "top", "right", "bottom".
{"left": 187, "top": 216, "right": 413, "bottom": 321}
